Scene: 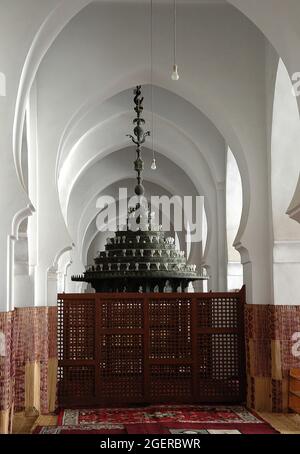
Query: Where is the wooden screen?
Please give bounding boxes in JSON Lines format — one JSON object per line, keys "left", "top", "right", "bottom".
{"left": 57, "top": 288, "right": 246, "bottom": 407}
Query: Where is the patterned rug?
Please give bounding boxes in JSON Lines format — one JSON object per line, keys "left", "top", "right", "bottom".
{"left": 33, "top": 422, "right": 277, "bottom": 435}
{"left": 33, "top": 424, "right": 126, "bottom": 434}
{"left": 33, "top": 406, "right": 278, "bottom": 434}
{"left": 126, "top": 422, "right": 278, "bottom": 434}
{"left": 58, "top": 405, "right": 263, "bottom": 426}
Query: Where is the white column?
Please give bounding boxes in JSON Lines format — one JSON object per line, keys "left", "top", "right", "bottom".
{"left": 47, "top": 267, "right": 58, "bottom": 307}
{"left": 273, "top": 241, "right": 300, "bottom": 305}
{"left": 216, "top": 182, "right": 228, "bottom": 291}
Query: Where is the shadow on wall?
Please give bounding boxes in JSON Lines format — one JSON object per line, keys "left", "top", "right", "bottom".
{"left": 0, "top": 72, "right": 6, "bottom": 97}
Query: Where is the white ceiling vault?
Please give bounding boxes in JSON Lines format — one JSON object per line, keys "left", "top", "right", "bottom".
{"left": 2, "top": 0, "right": 300, "bottom": 310}
{"left": 29, "top": 0, "right": 269, "bottom": 296}
{"left": 35, "top": 2, "right": 249, "bottom": 226}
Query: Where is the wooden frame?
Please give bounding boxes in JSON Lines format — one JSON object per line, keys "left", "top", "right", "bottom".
{"left": 57, "top": 287, "right": 246, "bottom": 407}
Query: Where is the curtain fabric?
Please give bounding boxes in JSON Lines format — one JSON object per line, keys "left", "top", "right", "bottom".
{"left": 245, "top": 305, "right": 300, "bottom": 412}
{"left": 0, "top": 307, "right": 57, "bottom": 434}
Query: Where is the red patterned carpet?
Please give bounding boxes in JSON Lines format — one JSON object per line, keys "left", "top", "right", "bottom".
{"left": 33, "top": 406, "right": 278, "bottom": 434}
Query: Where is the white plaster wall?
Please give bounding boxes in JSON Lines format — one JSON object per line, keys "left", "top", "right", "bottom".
{"left": 288, "top": 181, "right": 300, "bottom": 223}
{"left": 14, "top": 233, "right": 34, "bottom": 308}
{"left": 2, "top": 1, "right": 300, "bottom": 310}
{"left": 271, "top": 60, "right": 300, "bottom": 241}
{"left": 226, "top": 149, "right": 243, "bottom": 263}
{"left": 57, "top": 86, "right": 225, "bottom": 188}
{"left": 0, "top": 0, "right": 63, "bottom": 311}
{"left": 227, "top": 262, "right": 243, "bottom": 292}
{"left": 57, "top": 250, "right": 72, "bottom": 294}
{"left": 227, "top": 0, "right": 300, "bottom": 223}
{"left": 273, "top": 241, "right": 300, "bottom": 306}
{"left": 271, "top": 59, "right": 300, "bottom": 305}
{"left": 34, "top": 2, "right": 271, "bottom": 303}
{"left": 226, "top": 148, "right": 243, "bottom": 290}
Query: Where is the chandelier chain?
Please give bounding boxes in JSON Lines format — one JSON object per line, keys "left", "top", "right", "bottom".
{"left": 150, "top": 0, "right": 156, "bottom": 164}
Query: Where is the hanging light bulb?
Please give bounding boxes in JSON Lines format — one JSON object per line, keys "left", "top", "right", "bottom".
{"left": 171, "top": 0, "right": 179, "bottom": 81}
{"left": 171, "top": 64, "right": 179, "bottom": 81}
{"left": 150, "top": 0, "right": 157, "bottom": 171}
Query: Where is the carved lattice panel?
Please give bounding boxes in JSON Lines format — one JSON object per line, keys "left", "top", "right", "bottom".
{"left": 210, "top": 333, "right": 239, "bottom": 379}
{"left": 197, "top": 297, "right": 239, "bottom": 329}
{"left": 58, "top": 298, "right": 95, "bottom": 361}
{"left": 57, "top": 299, "right": 64, "bottom": 361}
{"left": 100, "top": 298, "right": 143, "bottom": 329}
{"left": 197, "top": 333, "right": 213, "bottom": 379}
{"left": 57, "top": 365, "right": 95, "bottom": 398}
{"left": 99, "top": 333, "right": 144, "bottom": 401}
{"left": 149, "top": 364, "right": 193, "bottom": 400}
{"left": 57, "top": 290, "right": 246, "bottom": 406}
{"left": 149, "top": 298, "right": 192, "bottom": 359}
{"left": 197, "top": 328, "right": 242, "bottom": 401}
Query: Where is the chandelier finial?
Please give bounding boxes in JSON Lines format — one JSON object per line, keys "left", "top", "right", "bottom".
{"left": 126, "top": 86, "right": 150, "bottom": 196}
